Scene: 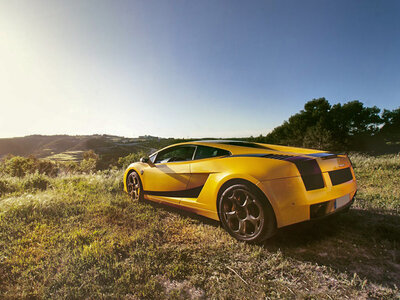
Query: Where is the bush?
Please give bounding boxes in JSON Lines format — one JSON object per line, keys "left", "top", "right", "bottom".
{"left": 83, "top": 150, "right": 99, "bottom": 161}
{"left": 118, "top": 151, "right": 147, "bottom": 169}
{"left": 36, "top": 159, "right": 59, "bottom": 177}
{"left": 79, "top": 158, "right": 97, "bottom": 174}
{"left": 2, "top": 156, "right": 36, "bottom": 177}
{"left": 0, "top": 179, "right": 15, "bottom": 196}
{"left": 59, "top": 161, "right": 80, "bottom": 174}
{"left": 0, "top": 155, "right": 59, "bottom": 177}
{"left": 22, "top": 172, "right": 51, "bottom": 191}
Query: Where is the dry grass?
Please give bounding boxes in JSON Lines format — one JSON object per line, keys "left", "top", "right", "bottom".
{"left": 0, "top": 155, "right": 399, "bottom": 299}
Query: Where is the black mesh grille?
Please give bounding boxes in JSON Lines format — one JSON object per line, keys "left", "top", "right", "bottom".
{"left": 329, "top": 168, "right": 353, "bottom": 186}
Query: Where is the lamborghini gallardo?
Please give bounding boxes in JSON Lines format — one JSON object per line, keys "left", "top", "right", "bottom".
{"left": 123, "top": 140, "right": 357, "bottom": 243}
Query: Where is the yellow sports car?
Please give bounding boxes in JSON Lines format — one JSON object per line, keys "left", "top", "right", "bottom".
{"left": 123, "top": 140, "right": 357, "bottom": 243}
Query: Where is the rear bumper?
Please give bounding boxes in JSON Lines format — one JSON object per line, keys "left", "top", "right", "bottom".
{"left": 257, "top": 173, "right": 357, "bottom": 228}
{"left": 309, "top": 191, "right": 356, "bottom": 220}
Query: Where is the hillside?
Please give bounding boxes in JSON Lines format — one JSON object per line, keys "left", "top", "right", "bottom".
{"left": 0, "top": 134, "right": 169, "bottom": 162}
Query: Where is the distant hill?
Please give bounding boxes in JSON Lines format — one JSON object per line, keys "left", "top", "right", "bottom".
{"left": 0, "top": 134, "right": 170, "bottom": 162}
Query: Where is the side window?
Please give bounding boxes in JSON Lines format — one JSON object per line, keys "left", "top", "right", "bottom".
{"left": 194, "top": 145, "right": 230, "bottom": 160}
{"left": 155, "top": 146, "right": 195, "bottom": 163}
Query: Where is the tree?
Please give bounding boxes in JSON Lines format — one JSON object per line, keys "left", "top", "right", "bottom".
{"left": 329, "top": 101, "right": 382, "bottom": 150}
{"left": 264, "top": 98, "right": 383, "bottom": 151}
{"left": 380, "top": 107, "right": 400, "bottom": 143}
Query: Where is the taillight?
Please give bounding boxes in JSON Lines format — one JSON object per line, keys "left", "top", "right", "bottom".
{"left": 287, "top": 157, "right": 325, "bottom": 191}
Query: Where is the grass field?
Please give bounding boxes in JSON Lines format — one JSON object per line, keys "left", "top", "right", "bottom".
{"left": 45, "top": 151, "right": 84, "bottom": 162}
{"left": 0, "top": 155, "right": 399, "bottom": 299}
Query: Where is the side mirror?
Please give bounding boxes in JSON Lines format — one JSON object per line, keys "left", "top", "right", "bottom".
{"left": 140, "top": 157, "right": 150, "bottom": 163}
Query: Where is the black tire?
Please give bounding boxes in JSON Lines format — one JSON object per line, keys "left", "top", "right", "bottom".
{"left": 218, "top": 183, "right": 276, "bottom": 243}
{"left": 126, "top": 171, "right": 143, "bottom": 201}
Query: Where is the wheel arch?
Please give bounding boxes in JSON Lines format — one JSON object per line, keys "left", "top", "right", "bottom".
{"left": 216, "top": 177, "right": 277, "bottom": 228}
{"left": 123, "top": 167, "right": 142, "bottom": 193}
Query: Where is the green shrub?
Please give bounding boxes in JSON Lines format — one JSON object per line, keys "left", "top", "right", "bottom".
{"left": 0, "top": 179, "right": 7, "bottom": 195}
{"left": 2, "top": 156, "right": 36, "bottom": 177}
{"left": 79, "top": 158, "right": 97, "bottom": 173}
{"left": 1, "top": 156, "right": 59, "bottom": 177}
{"left": 59, "top": 161, "right": 80, "bottom": 174}
{"left": 83, "top": 150, "right": 99, "bottom": 161}
{"left": 35, "top": 159, "right": 58, "bottom": 177}
{"left": 0, "top": 179, "right": 15, "bottom": 196}
{"left": 118, "top": 151, "right": 147, "bottom": 169}
{"left": 22, "top": 172, "right": 51, "bottom": 191}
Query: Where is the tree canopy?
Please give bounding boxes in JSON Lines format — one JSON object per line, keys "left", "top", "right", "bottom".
{"left": 253, "top": 98, "right": 398, "bottom": 152}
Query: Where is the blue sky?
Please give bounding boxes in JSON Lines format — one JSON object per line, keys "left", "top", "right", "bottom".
{"left": 0, "top": 0, "right": 399, "bottom": 138}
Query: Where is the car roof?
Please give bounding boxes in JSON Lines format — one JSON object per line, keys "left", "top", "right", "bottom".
{"left": 151, "top": 139, "right": 327, "bottom": 156}
{"left": 163, "top": 140, "right": 272, "bottom": 154}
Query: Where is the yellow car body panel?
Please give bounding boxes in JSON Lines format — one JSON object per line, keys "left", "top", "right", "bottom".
{"left": 123, "top": 141, "right": 357, "bottom": 229}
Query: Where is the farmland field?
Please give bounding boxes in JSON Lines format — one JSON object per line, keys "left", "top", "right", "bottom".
{"left": 0, "top": 154, "right": 399, "bottom": 299}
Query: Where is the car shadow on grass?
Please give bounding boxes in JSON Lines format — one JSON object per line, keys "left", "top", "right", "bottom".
{"left": 265, "top": 206, "right": 400, "bottom": 288}
{"left": 143, "top": 199, "right": 400, "bottom": 288}
{"left": 144, "top": 200, "right": 220, "bottom": 227}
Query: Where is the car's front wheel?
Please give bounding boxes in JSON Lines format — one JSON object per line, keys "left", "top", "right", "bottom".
{"left": 219, "top": 183, "right": 276, "bottom": 243}
{"left": 127, "top": 171, "right": 143, "bottom": 201}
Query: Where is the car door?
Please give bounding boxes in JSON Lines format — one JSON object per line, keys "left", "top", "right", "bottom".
{"left": 141, "top": 145, "right": 196, "bottom": 205}
{"left": 180, "top": 145, "right": 231, "bottom": 209}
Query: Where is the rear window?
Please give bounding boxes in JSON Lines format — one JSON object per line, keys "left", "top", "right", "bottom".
{"left": 194, "top": 145, "right": 230, "bottom": 160}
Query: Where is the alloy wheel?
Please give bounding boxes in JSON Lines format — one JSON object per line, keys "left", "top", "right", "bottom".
{"left": 127, "top": 172, "right": 141, "bottom": 201}
{"left": 221, "top": 187, "right": 264, "bottom": 239}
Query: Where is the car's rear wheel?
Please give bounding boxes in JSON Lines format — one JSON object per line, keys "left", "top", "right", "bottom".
{"left": 219, "top": 183, "right": 276, "bottom": 243}
{"left": 127, "top": 171, "right": 143, "bottom": 201}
